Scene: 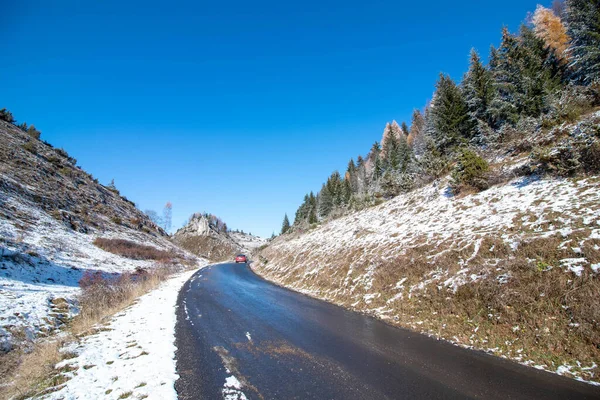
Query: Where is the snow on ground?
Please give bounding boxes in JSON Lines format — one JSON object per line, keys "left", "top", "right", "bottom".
{"left": 261, "top": 176, "right": 600, "bottom": 296}
{"left": 257, "top": 174, "right": 600, "bottom": 383}
{"left": 43, "top": 267, "right": 204, "bottom": 400}
{"left": 0, "top": 193, "right": 190, "bottom": 351}
{"left": 229, "top": 232, "right": 267, "bottom": 253}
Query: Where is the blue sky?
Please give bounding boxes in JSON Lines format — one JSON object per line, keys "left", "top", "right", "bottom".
{"left": 1, "top": 0, "right": 545, "bottom": 237}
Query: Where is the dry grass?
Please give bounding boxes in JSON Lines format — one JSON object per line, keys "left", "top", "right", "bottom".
{"left": 93, "top": 238, "right": 179, "bottom": 262}
{"left": 0, "top": 263, "right": 182, "bottom": 399}
{"left": 256, "top": 232, "right": 600, "bottom": 381}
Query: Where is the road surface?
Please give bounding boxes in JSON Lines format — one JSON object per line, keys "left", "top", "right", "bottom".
{"left": 174, "top": 263, "right": 600, "bottom": 399}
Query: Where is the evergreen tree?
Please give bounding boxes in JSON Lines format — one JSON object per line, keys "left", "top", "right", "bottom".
{"left": 370, "top": 141, "right": 383, "bottom": 180}
{"left": 281, "top": 214, "right": 290, "bottom": 234}
{"left": 428, "top": 74, "right": 475, "bottom": 153}
{"left": 383, "top": 130, "right": 400, "bottom": 170}
{"left": 318, "top": 184, "right": 333, "bottom": 218}
{"left": 397, "top": 133, "right": 413, "bottom": 173}
{"left": 462, "top": 49, "right": 494, "bottom": 124}
{"left": 308, "top": 192, "right": 318, "bottom": 224}
{"left": 565, "top": 0, "right": 600, "bottom": 84}
{"left": 408, "top": 110, "right": 426, "bottom": 156}
{"left": 342, "top": 179, "right": 352, "bottom": 204}
{"left": 294, "top": 194, "right": 310, "bottom": 224}
{"left": 488, "top": 28, "right": 522, "bottom": 127}
{"left": 0, "top": 108, "right": 15, "bottom": 123}
{"left": 489, "top": 26, "right": 563, "bottom": 127}
{"left": 401, "top": 121, "right": 409, "bottom": 137}
{"left": 27, "top": 125, "right": 41, "bottom": 139}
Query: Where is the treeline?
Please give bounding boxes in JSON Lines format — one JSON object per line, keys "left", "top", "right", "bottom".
{"left": 287, "top": 0, "right": 600, "bottom": 232}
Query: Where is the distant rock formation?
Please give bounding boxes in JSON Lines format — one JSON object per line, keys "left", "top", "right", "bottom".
{"left": 173, "top": 213, "right": 266, "bottom": 261}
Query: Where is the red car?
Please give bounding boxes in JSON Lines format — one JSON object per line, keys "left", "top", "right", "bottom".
{"left": 235, "top": 254, "right": 247, "bottom": 263}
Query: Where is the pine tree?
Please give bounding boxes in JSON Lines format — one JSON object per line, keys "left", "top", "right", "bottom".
{"left": 382, "top": 130, "right": 400, "bottom": 170}
{"left": 519, "top": 25, "right": 563, "bottom": 116}
{"left": 281, "top": 214, "right": 290, "bottom": 234}
{"left": 369, "top": 141, "right": 383, "bottom": 180}
{"left": 565, "top": 0, "right": 600, "bottom": 84}
{"left": 294, "top": 194, "right": 310, "bottom": 225}
{"left": 401, "top": 121, "right": 409, "bottom": 137}
{"left": 308, "top": 192, "right": 318, "bottom": 224}
{"left": 0, "top": 108, "right": 15, "bottom": 123}
{"left": 27, "top": 125, "right": 41, "bottom": 139}
{"left": 408, "top": 110, "right": 426, "bottom": 157}
{"left": 428, "top": 74, "right": 475, "bottom": 153}
{"left": 489, "top": 26, "right": 563, "bottom": 127}
{"left": 318, "top": 184, "right": 333, "bottom": 218}
{"left": 488, "top": 27, "right": 522, "bottom": 127}
{"left": 462, "top": 49, "right": 494, "bottom": 124}
{"left": 397, "top": 133, "right": 413, "bottom": 173}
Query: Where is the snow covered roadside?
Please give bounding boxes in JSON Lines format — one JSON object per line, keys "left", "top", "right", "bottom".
{"left": 43, "top": 267, "right": 203, "bottom": 400}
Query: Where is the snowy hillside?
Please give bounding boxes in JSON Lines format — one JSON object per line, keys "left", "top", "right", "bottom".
{"left": 0, "top": 120, "right": 203, "bottom": 354}
{"left": 229, "top": 231, "right": 267, "bottom": 253}
{"left": 255, "top": 174, "right": 600, "bottom": 384}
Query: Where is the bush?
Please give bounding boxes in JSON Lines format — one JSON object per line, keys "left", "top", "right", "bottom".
{"left": 579, "top": 142, "right": 600, "bottom": 173}
{"left": 531, "top": 145, "right": 581, "bottom": 176}
{"left": 451, "top": 148, "right": 490, "bottom": 193}
{"left": 93, "top": 237, "right": 179, "bottom": 261}
{"left": 543, "top": 85, "right": 599, "bottom": 128}
{"left": 21, "top": 141, "right": 37, "bottom": 154}
{"left": 27, "top": 125, "right": 41, "bottom": 139}
{"left": 0, "top": 108, "right": 15, "bottom": 123}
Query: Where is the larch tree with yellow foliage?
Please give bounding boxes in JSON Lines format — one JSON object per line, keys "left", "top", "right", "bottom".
{"left": 532, "top": 5, "right": 570, "bottom": 62}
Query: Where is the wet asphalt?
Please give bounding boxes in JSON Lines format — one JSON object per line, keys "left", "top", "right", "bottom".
{"left": 174, "top": 263, "right": 600, "bottom": 400}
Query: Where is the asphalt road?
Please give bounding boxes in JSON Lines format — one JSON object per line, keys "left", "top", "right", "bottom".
{"left": 174, "top": 263, "right": 600, "bottom": 400}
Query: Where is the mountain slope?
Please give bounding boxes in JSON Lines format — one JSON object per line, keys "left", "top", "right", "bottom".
{"left": 0, "top": 120, "right": 201, "bottom": 352}
{"left": 254, "top": 108, "right": 600, "bottom": 388}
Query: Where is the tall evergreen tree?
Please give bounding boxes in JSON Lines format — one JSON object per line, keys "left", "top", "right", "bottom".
{"left": 281, "top": 214, "right": 290, "bottom": 234}
{"left": 397, "top": 133, "right": 413, "bottom": 173}
{"left": 408, "top": 110, "right": 426, "bottom": 157}
{"left": 318, "top": 184, "right": 333, "bottom": 218}
{"left": 428, "top": 74, "right": 475, "bottom": 153}
{"left": 488, "top": 28, "right": 522, "bottom": 127}
{"left": 565, "top": 0, "right": 600, "bottom": 84}
{"left": 401, "top": 121, "right": 410, "bottom": 137}
{"left": 382, "top": 130, "right": 400, "bottom": 170}
{"left": 462, "top": 49, "right": 494, "bottom": 123}
{"left": 370, "top": 141, "right": 383, "bottom": 180}
{"left": 308, "top": 192, "right": 318, "bottom": 224}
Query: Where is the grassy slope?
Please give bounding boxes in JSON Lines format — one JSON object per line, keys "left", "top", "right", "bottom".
{"left": 255, "top": 118, "right": 600, "bottom": 384}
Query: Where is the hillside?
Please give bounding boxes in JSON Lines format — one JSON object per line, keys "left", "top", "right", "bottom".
{"left": 255, "top": 112, "right": 600, "bottom": 384}
{"left": 0, "top": 120, "right": 201, "bottom": 354}
{"left": 173, "top": 213, "right": 266, "bottom": 261}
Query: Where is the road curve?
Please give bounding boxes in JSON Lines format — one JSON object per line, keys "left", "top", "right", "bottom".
{"left": 174, "top": 263, "right": 600, "bottom": 399}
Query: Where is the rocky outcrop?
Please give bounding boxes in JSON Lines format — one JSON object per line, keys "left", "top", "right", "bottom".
{"left": 173, "top": 213, "right": 266, "bottom": 261}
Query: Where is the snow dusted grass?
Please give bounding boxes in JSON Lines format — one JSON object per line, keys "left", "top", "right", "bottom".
{"left": 0, "top": 191, "right": 207, "bottom": 398}
{"left": 0, "top": 193, "right": 187, "bottom": 350}
{"left": 256, "top": 174, "right": 600, "bottom": 384}
{"left": 37, "top": 268, "right": 201, "bottom": 400}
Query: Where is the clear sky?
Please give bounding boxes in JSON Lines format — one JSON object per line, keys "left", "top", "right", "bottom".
{"left": 1, "top": 0, "right": 545, "bottom": 237}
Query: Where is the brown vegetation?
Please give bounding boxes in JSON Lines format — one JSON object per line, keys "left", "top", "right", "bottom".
{"left": 93, "top": 238, "right": 180, "bottom": 262}
{"left": 0, "top": 263, "right": 184, "bottom": 399}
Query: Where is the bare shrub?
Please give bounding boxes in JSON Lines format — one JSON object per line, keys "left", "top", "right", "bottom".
{"left": 73, "top": 264, "right": 175, "bottom": 335}
{"left": 93, "top": 238, "right": 179, "bottom": 261}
